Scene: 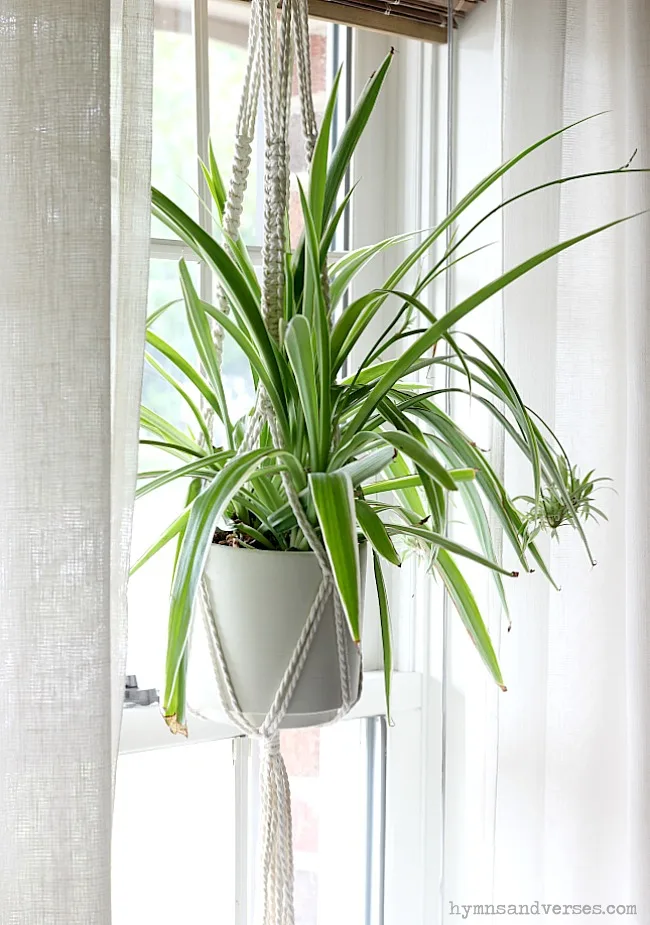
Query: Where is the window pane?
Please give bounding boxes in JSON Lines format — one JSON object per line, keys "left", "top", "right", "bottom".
{"left": 207, "top": 12, "right": 336, "bottom": 248}
{"left": 278, "top": 721, "right": 371, "bottom": 925}
{"left": 128, "top": 259, "right": 199, "bottom": 690}
{"left": 112, "top": 741, "right": 235, "bottom": 924}
{"left": 208, "top": 1, "right": 260, "bottom": 244}
{"left": 130, "top": 258, "right": 257, "bottom": 690}
{"left": 152, "top": 0, "right": 197, "bottom": 238}
{"left": 288, "top": 20, "right": 331, "bottom": 248}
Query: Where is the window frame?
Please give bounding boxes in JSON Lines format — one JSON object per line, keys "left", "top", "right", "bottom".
{"left": 122, "top": 7, "right": 446, "bottom": 925}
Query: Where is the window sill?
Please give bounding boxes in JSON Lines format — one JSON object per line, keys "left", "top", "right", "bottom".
{"left": 119, "top": 669, "right": 422, "bottom": 754}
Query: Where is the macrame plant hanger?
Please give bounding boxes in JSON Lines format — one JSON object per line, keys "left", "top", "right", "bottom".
{"left": 196, "top": 2, "right": 362, "bottom": 923}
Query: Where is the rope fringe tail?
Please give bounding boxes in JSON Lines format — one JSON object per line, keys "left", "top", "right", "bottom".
{"left": 259, "top": 732, "right": 295, "bottom": 925}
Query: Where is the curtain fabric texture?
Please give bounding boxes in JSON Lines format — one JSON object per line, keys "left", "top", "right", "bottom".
{"left": 0, "top": 2, "right": 152, "bottom": 921}
{"left": 495, "top": 0, "right": 650, "bottom": 916}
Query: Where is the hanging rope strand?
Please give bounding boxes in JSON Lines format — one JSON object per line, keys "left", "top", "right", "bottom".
{"left": 292, "top": 0, "right": 318, "bottom": 162}
{"left": 209, "top": 0, "right": 263, "bottom": 373}
{"left": 260, "top": 0, "right": 293, "bottom": 344}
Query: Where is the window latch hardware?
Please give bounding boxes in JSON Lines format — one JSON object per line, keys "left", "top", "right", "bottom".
{"left": 123, "top": 674, "right": 159, "bottom": 708}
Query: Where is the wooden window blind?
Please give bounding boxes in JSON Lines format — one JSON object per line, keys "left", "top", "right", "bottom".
{"left": 304, "top": 1, "right": 482, "bottom": 43}
{"left": 228, "top": 0, "right": 484, "bottom": 44}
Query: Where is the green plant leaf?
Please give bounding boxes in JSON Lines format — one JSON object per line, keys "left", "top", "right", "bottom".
{"left": 146, "top": 329, "right": 223, "bottom": 420}
{"left": 309, "top": 470, "right": 361, "bottom": 642}
{"left": 233, "top": 523, "right": 275, "bottom": 550}
{"left": 345, "top": 214, "right": 639, "bottom": 438}
{"left": 331, "top": 291, "right": 382, "bottom": 367}
{"left": 339, "top": 446, "right": 396, "bottom": 485}
{"left": 135, "top": 450, "right": 233, "bottom": 500}
{"left": 434, "top": 165, "right": 650, "bottom": 291}
{"left": 310, "top": 65, "right": 342, "bottom": 235}
{"left": 146, "top": 298, "right": 182, "bottom": 329}
{"left": 323, "top": 50, "right": 394, "bottom": 223}
{"left": 140, "top": 439, "right": 205, "bottom": 463}
{"left": 285, "top": 315, "right": 321, "bottom": 468}
{"left": 388, "top": 523, "right": 517, "bottom": 578}
{"left": 363, "top": 469, "right": 475, "bottom": 496}
{"left": 268, "top": 446, "right": 396, "bottom": 536}
{"left": 329, "top": 231, "right": 423, "bottom": 308}
{"left": 152, "top": 189, "right": 272, "bottom": 363}
{"left": 200, "top": 138, "right": 227, "bottom": 219}
{"left": 458, "top": 478, "right": 510, "bottom": 622}
{"left": 435, "top": 549, "right": 505, "bottom": 690}
{"left": 179, "top": 259, "right": 234, "bottom": 447}
{"left": 198, "top": 300, "right": 290, "bottom": 444}
{"left": 386, "top": 453, "right": 426, "bottom": 520}
{"left": 373, "top": 552, "right": 392, "bottom": 721}
{"left": 144, "top": 353, "right": 212, "bottom": 450}
{"left": 376, "top": 430, "right": 458, "bottom": 492}
{"left": 129, "top": 505, "right": 193, "bottom": 576}
{"left": 298, "top": 181, "right": 331, "bottom": 468}
{"left": 164, "top": 448, "right": 281, "bottom": 727}
{"left": 409, "top": 397, "right": 556, "bottom": 585}
{"left": 140, "top": 406, "right": 205, "bottom": 457}
{"left": 320, "top": 182, "right": 358, "bottom": 263}
{"left": 356, "top": 499, "right": 401, "bottom": 567}
{"left": 171, "top": 478, "right": 203, "bottom": 585}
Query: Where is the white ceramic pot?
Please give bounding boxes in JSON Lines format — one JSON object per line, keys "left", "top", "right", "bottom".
{"left": 202, "top": 542, "right": 367, "bottom": 728}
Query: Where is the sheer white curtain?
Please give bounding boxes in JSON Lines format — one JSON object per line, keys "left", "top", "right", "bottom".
{"left": 0, "top": 2, "right": 152, "bottom": 921}
{"left": 495, "top": 0, "right": 650, "bottom": 916}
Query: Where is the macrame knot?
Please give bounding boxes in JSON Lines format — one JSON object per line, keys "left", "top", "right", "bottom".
{"left": 227, "top": 134, "right": 254, "bottom": 229}
{"left": 264, "top": 730, "right": 282, "bottom": 757}
{"left": 261, "top": 136, "right": 289, "bottom": 344}
{"left": 304, "top": 131, "right": 317, "bottom": 164}
{"left": 213, "top": 322, "right": 226, "bottom": 370}
{"left": 265, "top": 136, "right": 288, "bottom": 172}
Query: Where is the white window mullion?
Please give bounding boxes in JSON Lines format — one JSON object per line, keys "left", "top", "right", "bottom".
{"left": 150, "top": 236, "right": 202, "bottom": 261}
{"left": 193, "top": 0, "right": 212, "bottom": 302}
{"left": 233, "top": 737, "right": 251, "bottom": 925}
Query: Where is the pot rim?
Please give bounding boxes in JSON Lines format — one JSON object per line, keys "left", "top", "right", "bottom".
{"left": 208, "top": 538, "right": 367, "bottom": 559}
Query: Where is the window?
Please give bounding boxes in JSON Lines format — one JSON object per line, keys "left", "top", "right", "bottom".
{"left": 120, "top": 5, "right": 435, "bottom": 924}
{"left": 279, "top": 721, "right": 384, "bottom": 925}
{"left": 113, "top": 721, "right": 383, "bottom": 925}
{"left": 113, "top": 739, "right": 237, "bottom": 924}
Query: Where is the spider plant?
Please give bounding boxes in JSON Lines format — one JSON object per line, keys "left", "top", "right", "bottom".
{"left": 135, "top": 51, "right": 634, "bottom": 732}
{"left": 518, "top": 454, "right": 611, "bottom": 543}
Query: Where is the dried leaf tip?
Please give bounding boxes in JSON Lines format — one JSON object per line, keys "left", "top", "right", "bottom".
{"left": 499, "top": 684, "right": 508, "bottom": 693}
{"left": 165, "top": 713, "right": 188, "bottom": 737}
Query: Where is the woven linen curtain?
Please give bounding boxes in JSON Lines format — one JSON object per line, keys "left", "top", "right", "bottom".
{"left": 493, "top": 0, "right": 650, "bottom": 916}
{"left": 0, "top": 2, "right": 152, "bottom": 921}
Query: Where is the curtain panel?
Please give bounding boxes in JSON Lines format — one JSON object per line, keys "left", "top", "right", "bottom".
{"left": 0, "top": 3, "right": 152, "bottom": 921}
{"left": 497, "top": 0, "right": 650, "bottom": 915}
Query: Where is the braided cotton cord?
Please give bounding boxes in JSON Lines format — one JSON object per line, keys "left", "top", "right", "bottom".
{"left": 211, "top": 0, "right": 262, "bottom": 370}
{"left": 259, "top": 0, "right": 293, "bottom": 344}
{"left": 292, "top": 0, "right": 318, "bottom": 162}
{"left": 241, "top": 0, "right": 294, "bottom": 449}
